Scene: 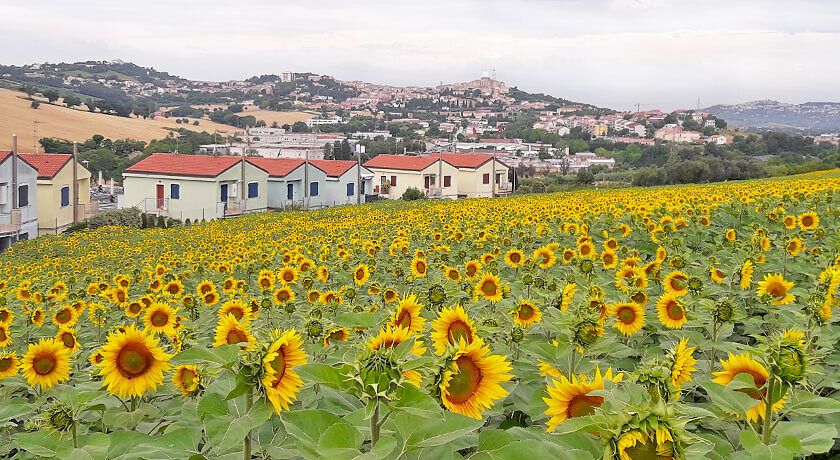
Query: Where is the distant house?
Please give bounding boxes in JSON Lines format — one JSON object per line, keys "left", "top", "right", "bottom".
{"left": 122, "top": 153, "right": 269, "bottom": 221}
{"left": 654, "top": 125, "right": 701, "bottom": 143}
{"left": 246, "top": 158, "right": 374, "bottom": 210}
{"left": 364, "top": 154, "right": 459, "bottom": 199}
{"left": 432, "top": 153, "right": 512, "bottom": 198}
{"left": 19, "top": 153, "right": 93, "bottom": 234}
{"left": 0, "top": 151, "right": 38, "bottom": 250}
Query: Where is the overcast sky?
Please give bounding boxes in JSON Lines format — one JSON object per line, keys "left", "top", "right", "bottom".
{"left": 1, "top": 0, "right": 838, "bottom": 110}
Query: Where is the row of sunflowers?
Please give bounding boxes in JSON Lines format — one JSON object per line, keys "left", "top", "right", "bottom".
{"left": 0, "top": 170, "right": 839, "bottom": 459}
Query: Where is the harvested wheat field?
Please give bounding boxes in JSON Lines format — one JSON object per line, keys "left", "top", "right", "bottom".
{"left": 0, "top": 89, "right": 238, "bottom": 150}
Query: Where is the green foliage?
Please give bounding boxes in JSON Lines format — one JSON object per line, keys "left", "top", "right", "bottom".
{"left": 87, "top": 208, "right": 143, "bottom": 229}
{"left": 401, "top": 187, "right": 425, "bottom": 200}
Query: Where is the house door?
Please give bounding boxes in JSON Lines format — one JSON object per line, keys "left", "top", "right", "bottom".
{"left": 424, "top": 176, "right": 431, "bottom": 189}
{"left": 220, "top": 183, "right": 229, "bottom": 203}
{"left": 156, "top": 184, "right": 165, "bottom": 209}
{"left": 287, "top": 183, "right": 294, "bottom": 200}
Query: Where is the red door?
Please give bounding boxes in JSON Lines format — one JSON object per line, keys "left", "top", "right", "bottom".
{"left": 156, "top": 184, "right": 165, "bottom": 209}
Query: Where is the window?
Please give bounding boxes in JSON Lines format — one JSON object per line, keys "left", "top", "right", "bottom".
{"left": 391, "top": 175, "right": 397, "bottom": 186}
{"left": 17, "top": 184, "right": 28, "bottom": 207}
{"left": 248, "top": 181, "right": 259, "bottom": 198}
{"left": 18, "top": 233, "right": 28, "bottom": 241}
{"left": 287, "top": 183, "right": 294, "bottom": 200}
{"left": 443, "top": 175, "right": 451, "bottom": 187}
{"left": 482, "top": 173, "right": 490, "bottom": 184}
{"left": 380, "top": 175, "right": 387, "bottom": 185}
{"left": 170, "top": 183, "right": 180, "bottom": 199}
{"left": 346, "top": 182, "right": 355, "bottom": 196}
{"left": 60, "top": 186, "right": 70, "bottom": 207}
{"left": 310, "top": 182, "right": 319, "bottom": 197}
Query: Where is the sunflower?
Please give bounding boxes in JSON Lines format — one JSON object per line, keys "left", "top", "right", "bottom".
{"left": 382, "top": 288, "right": 399, "bottom": 303}
{"left": 172, "top": 364, "right": 200, "bottom": 396}
{"left": 504, "top": 249, "right": 526, "bottom": 268}
{"left": 740, "top": 260, "right": 754, "bottom": 289}
{"left": 0, "top": 352, "right": 19, "bottom": 379}
{"left": 533, "top": 246, "right": 557, "bottom": 269}
{"left": 615, "top": 266, "right": 647, "bottom": 293}
{"left": 710, "top": 267, "right": 726, "bottom": 284}
{"left": 196, "top": 280, "right": 216, "bottom": 296}
{"left": 52, "top": 305, "right": 79, "bottom": 328}
{"left": 443, "top": 266, "right": 461, "bottom": 282}
{"left": 410, "top": 257, "right": 428, "bottom": 278}
{"left": 143, "top": 302, "right": 178, "bottom": 336}
{"left": 431, "top": 306, "right": 477, "bottom": 355}
{"left": 464, "top": 260, "right": 482, "bottom": 281}
{"left": 213, "top": 315, "right": 256, "bottom": 350}
{"left": 348, "top": 263, "right": 371, "bottom": 286}
{"left": 616, "top": 431, "right": 673, "bottom": 460}
{"left": 538, "top": 360, "right": 562, "bottom": 378}
{"left": 712, "top": 353, "right": 785, "bottom": 422}
{"left": 544, "top": 367, "right": 623, "bottom": 431}
{"left": 0, "top": 324, "right": 10, "bottom": 348}
{"left": 670, "top": 338, "right": 697, "bottom": 389}
{"left": 663, "top": 271, "right": 689, "bottom": 297}
{"left": 218, "top": 299, "right": 251, "bottom": 325}
{"left": 561, "top": 248, "right": 576, "bottom": 264}
{"left": 797, "top": 212, "right": 819, "bottom": 231}
{"left": 601, "top": 251, "right": 618, "bottom": 270}
{"left": 201, "top": 290, "right": 220, "bottom": 307}
{"left": 20, "top": 338, "right": 71, "bottom": 389}
{"left": 561, "top": 283, "right": 577, "bottom": 311}
{"left": 474, "top": 273, "right": 503, "bottom": 302}
{"left": 99, "top": 324, "right": 172, "bottom": 398}
{"left": 0, "top": 307, "right": 12, "bottom": 326}
{"left": 785, "top": 238, "right": 804, "bottom": 256}
{"left": 125, "top": 300, "right": 145, "bottom": 318}
{"left": 257, "top": 269, "right": 276, "bottom": 291}
{"left": 368, "top": 325, "right": 426, "bottom": 356}
{"left": 577, "top": 241, "right": 596, "bottom": 260}
{"left": 273, "top": 287, "right": 295, "bottom": 305}
{"left": 323, "top": 327, "right": 350, "bottom": 347}
{"left": 261, "top": 330, "right": 308, "bottom": 414}
{"left": 609, "top": 302, "right": 645, "bottom": 336}
{"left": 757, "top": 273, "right": 796, "bottom": 305}
{"left": 316, "top": 265, "right": 330, "bottom": 283}
{"left": 782, "top": 215, "right": 797, "bottom": 230}
{"left": 31, "top": 307, "right": 46, "bottom": 327}
{"left": 278, "top": 266, "right": 298, "bottom": 285}
{"left": 163, "top": 279, "right": 184, "bottom": 297}
{"left": 390, "top": 294, "right": 426, "bottom": 335}
{"left": 725, "top": 228, "right": 736, "bottom": 242}
{"left": 513, "top": 300, "right": 542, "bottom": 328}
{"left": 55, "top": 328, "right": 80, "bottom": 353}
{"left": 656, "top": 293, "right": 687, "bottom": 329}
{"left": 439, "top": 338, "right": 513, "bottom": 420}
{"left": 306, "top": 290, "right": 321, "bottom": 304}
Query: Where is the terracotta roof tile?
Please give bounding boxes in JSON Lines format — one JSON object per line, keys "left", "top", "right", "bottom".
{"left": 246, "top": 157, "right": 305, "bottom": 178}
{"left": 363, "top": 154, "right": 438, "bottom": 171}
{"left": 18, "top": 153, "right": 73, "bottom": 179}
{"left": 125, "top": 153, "right": 242, "bottom": 177}
{"left": 310, "top": 160, "right": 355, "bottom": 177}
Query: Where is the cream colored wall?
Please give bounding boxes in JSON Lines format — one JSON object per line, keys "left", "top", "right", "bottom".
{"left": 35, "top": 161, "right": 92, "bottom": 233}
{"left": 123, "top": 174, "right": 221, "bottom": 221}
{"left": 368, "top": 168, "right": 424, "bottom": 198}
{"left": 423, "top": 161, "right": 460, "bottom": 199}
{"left": 455, "top": 162, "right": 511, "bottom": 198}
{"left": 217, "top": 162, "right": 269, "bottom": 212}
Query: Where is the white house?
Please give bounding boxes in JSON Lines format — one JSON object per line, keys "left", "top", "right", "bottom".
{"left": 121, "top": 153, "right": 269, "bottom": 221}
{"left": 433, "top": 153, "right": 512, "bottom": 198}
{"left": 0, "top": 150, "right": 39, "bottom": 250}
{"left": 364, "top": 154, "right": 460, "bottom": 199}
{"left": 246, "top": 158, "right": 374, "bottom": 210}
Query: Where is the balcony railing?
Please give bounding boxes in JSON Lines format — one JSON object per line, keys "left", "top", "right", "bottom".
{"left": 426, "top": 186, "right": 442, "bottom": 198}
{"left": 134, "top": 198, "right": 169, "bottom": 216}
{"left": 495, "top": 183, "right": 513, "bottom": 194}
{"left": 0, "top": 209, "right": 22, "bottom": 236}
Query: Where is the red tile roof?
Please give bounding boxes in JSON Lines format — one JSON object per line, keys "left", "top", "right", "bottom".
{"left": 0, "top": 151, "right": 9, "bottom": 163}
{"left": 310, "top": 160, "right": 355, "bottom": 178}
{"left": 18, "top": 153, "right": 74, "bottom": 179}
{"left": 430, "top": 153, "right": 492, "bottom": 169}
{"left": 363, "top": 154, "right": 439, "bottom": 171}
{"left": 246, "top": 157, "right": 305, "bottom": 178}
{"left": 125, "top": 153, "right": 243, "bottom": 177}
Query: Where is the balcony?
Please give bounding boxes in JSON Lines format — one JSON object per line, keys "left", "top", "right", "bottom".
{"left": 0, "top": 209, "right": 21, "bottom": 237}
{"left": 134, "top": 198, "right": 169, "bottom": 216}
{"left": 425, "top": 186, "right": 442, "bottom": 198}
{"left": 495, "top": 183, "right": 513, "bottom": 194}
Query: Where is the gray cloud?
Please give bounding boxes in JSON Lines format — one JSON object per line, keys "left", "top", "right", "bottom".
{"left": 1, "top": 0, "right": 838, "bottom": 110}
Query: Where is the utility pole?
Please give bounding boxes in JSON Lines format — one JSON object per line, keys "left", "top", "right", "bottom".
{"left": 304, "top": 148, "right": 309, "bottom": 209}
{"left": 356, "top": 150, "right": 362, "bottom": 205}
{"left": 11, "top": 135, "right": 18, "bottom": 212}
{"left": 242, "top": 126, "right": 249, "bottom": 208}
{"left": 72, "top": 142, "right": 79, "bottom": 225}
{"left": 491, "top": 153, "right": 496, "bottom": 199}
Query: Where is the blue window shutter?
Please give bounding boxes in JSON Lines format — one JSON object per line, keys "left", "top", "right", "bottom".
{"left": 248, "top": 182, "right": 258, "bottom": 198}
{"left": 310, "top": 182, "right": 319, "bottom": 196}
{"left": 170, "top": 184, "right": 180, "bottom": 199}
{"left": 61, "top": 186, "right": 70, "bottom": 207}
{"left": 346, "top": 182, "right": 354, "bottom": 196}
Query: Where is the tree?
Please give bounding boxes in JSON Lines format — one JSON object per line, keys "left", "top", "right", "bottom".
{"left": 19, "top": 84, "right": 37, "bottom": 97}
{"left": 558, "top": 156, "right": 571, "bottom": 175}
{"left": 291, "top": 121, "right": 310, "bottom": 133}
{"left": 42, "top": 89, "right": 60, "bottom": 103}
{"left": 538, "top": 147, "right": 551, "bottom": 160}
{"left": 30, "top": 100, "right": 40, "bottom": 109}
{"left": 62, "top": 95, "right": 82, "bottom": 108}
{"left": 402, "top": 187, "right": 425, "bottom": 200}
{"left": 576, "top": 168, "right": 595, "bottom": 185}
{"left": 228, "top": 104, "right": 244, "bottom": 113}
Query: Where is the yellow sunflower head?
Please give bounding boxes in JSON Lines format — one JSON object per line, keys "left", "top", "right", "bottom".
{"left": 99, "top": 324, "right": 172, "bottom": 398}
{"left": 261, "top": 329, "right": 308, "bottom": 414}
{"left": 213, "top": 314, "right": 256, "bottom": 350}
{"left": 609, "top": 302, "right": 646, "bottom": 336}
{"left": 430, "top": 306, "right": 477, "bottom": 356}
{"left": 439, "top": 338, "right": 513, "bottom": 420}
{"left": 543, "top": 366, "right": 623, "bottom": 431}
{"left": 172, "top": 364, "right": 201, "bottom": 396}
{"left": 474, "top": 273, "right": 503, "bottom": 302}
{"left": 21, "top": 338, "right": 71, "bottom": 390}
{"left": 757, "top": 273, "right": 795, "bottom": 305}
{"left": 513, "top": 300, "right": 542, "bottom": 328}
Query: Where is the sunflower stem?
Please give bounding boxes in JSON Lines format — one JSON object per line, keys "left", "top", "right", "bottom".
{"left": 244, "top": 386, "right": 253, "bottom": 459}
{"left": 130, "top": 397, "right": 137, "bottom": 412}
{"left": 71, "top": 421, "right": 77, "bottom": 448}
{"left": 762, "top": 376, "right": 776, "bottom": 444}
{"left": 370, "top": 397, "right": 380, "bottom": 449}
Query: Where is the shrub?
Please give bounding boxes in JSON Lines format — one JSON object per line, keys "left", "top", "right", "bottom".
{"left": 402, "top": 187, "right": 425, "bottom": 201}
{"left": 88, "top": 208, "right": 143, "bottom": 229}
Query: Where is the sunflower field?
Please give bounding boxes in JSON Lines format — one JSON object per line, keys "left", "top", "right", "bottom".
{"left": 1, "top": 171, "right": 839, "bottom": 459}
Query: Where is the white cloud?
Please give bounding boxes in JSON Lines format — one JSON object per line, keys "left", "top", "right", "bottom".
{"left": 0, "top": 0, "right": 838, "bottom": 109}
